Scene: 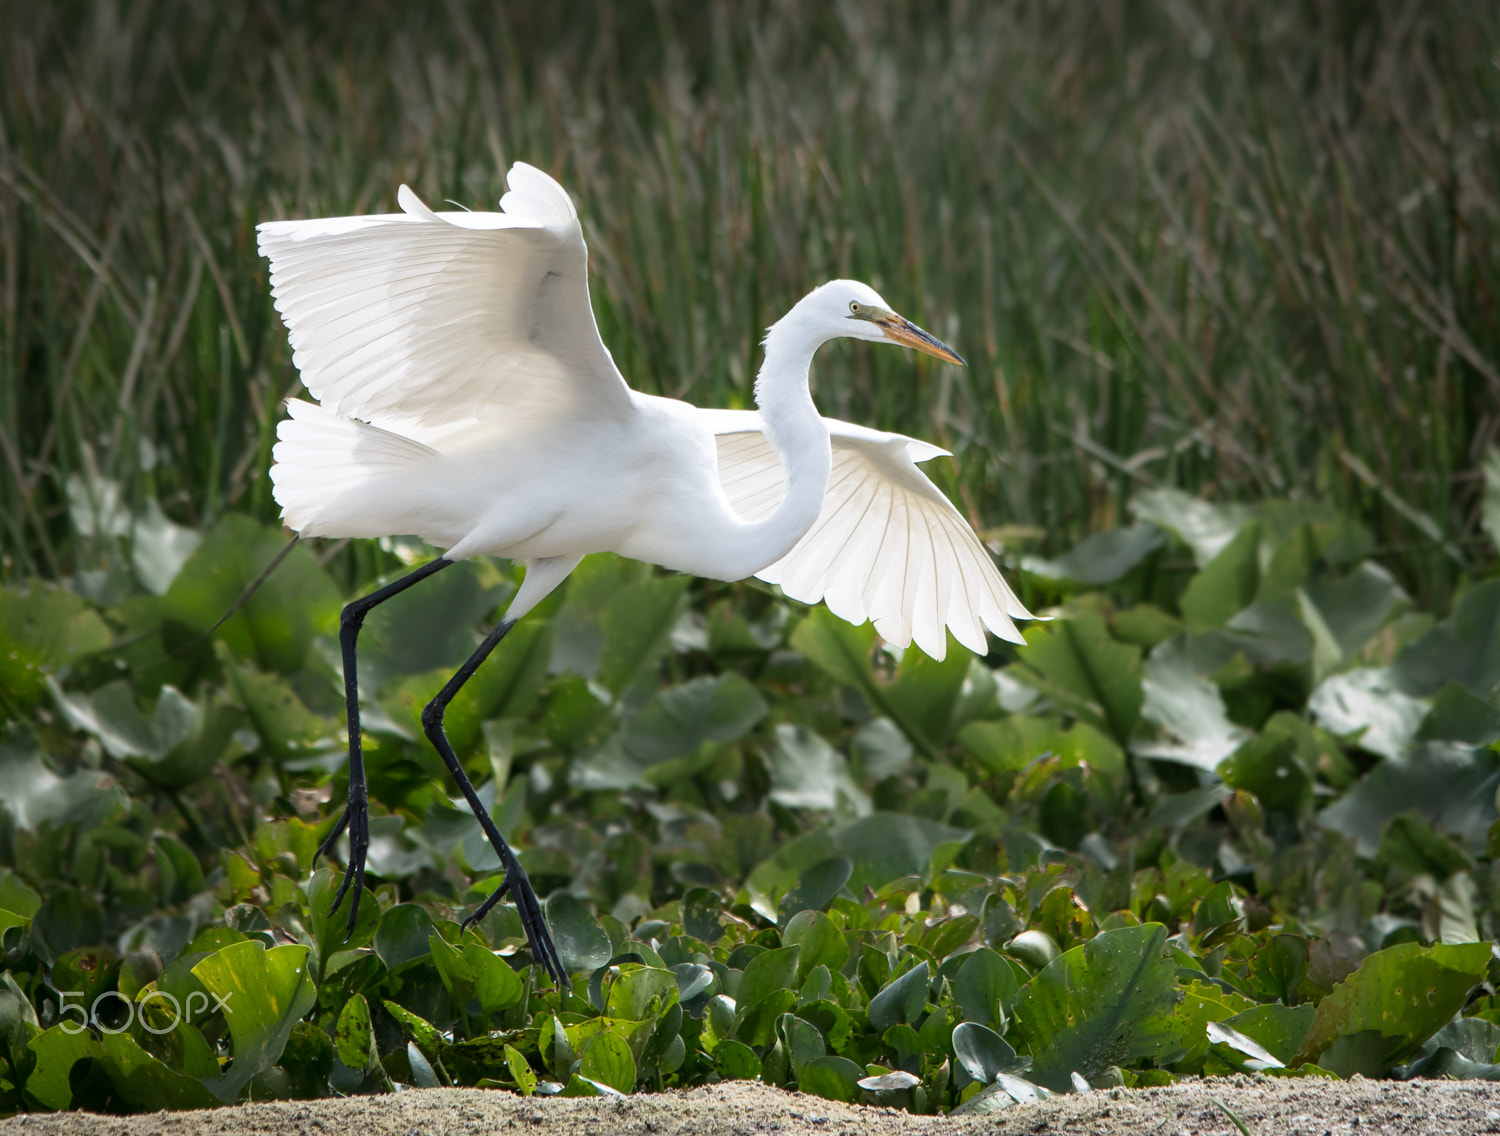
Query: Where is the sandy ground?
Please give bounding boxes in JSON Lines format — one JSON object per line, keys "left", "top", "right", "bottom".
{"left": 4, "top": 1078, "right": 1500, "bottom": 1136}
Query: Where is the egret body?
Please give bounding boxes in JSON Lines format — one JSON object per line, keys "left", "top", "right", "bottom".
{"left": 258, "top": 163, "right": 1032, "bottom": 985}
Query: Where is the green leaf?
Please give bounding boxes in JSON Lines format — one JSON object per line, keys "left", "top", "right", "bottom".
{"left": 304, "top": 867, "right": 379, "bottom": 972}
{"left": 373, "top": 903, "right": 435, "bottom": 971}
{"left": 579, "top": 1030, "right": 636, "bottom": 1093}
{"left": 1179, "top": 521, "right": 1261, "bottom": 630}
{"left": 1308, "top": 667, "right": 1429, "bottom": 761}
{"left": 1220, "top": 1004, "right": 1315, "bottom": 1066}
{"left": 884, "top": 640, "right": 974, "bottom": 751}
{"left": 714, "top": 1038, "right": 762, "bottom": 1080}
{"left": 1296, "top": 941, "right": 1491, "bottom": 1076}
{"left": 1317, "top": 742, "right": 1499, "bottom": 856}
{"left": 954, "top": 946, "right": 1020, "bottom": 1030}
{"left": 868, "top": 962, "right": 929, "bottom": 1032}
{"left": 952, "top": 1021, "right": 1018, "bottom": 1083}
{"left": 467, "top": 943, "right": 525, "bottom": 1014}
{"left": 790, "top": 604, "right": 877, "bottom": 689}
{"left": 597, "top": 574, "right": 691, "bottom": 696}
{"left": 505, "top": 1042, "right": 537, "bottom": 1095}
{"left": 1218, "top": 712, "right": 1317, "bottom": 818}
{"left": 1134, "top": 636, "right": 1250, "bottom": 771}
{"left": 1300, "top": 562, "right": 1408, "bottom": 666}
{"left": 799, "top": 1054, "right": 863, "bottom": 1102}
{"left": 767, "top": 725, "right": 868, "bottom": 814}
{"left": 1393, "top": 579, "right": 1500, "bottom": 698}
{"left": 25, "top": 1025, "right": 101, "bottom": 1110}
{"left": 97, "top": 1029, "right": 221, "bottom": 1110}
{"left": 52, "top": 680, "right": 239, "bottom": 787}
{"left": 0, "top": 740, "right": 123, "bottom": 838}
{"left": 429, "top": 931, "right": 477, "bottom": 1004}
{"left": 546, "top": 893, "right": 611, "bottom": 975}
{"left": 192, "top": 941, "right": 318, "bottom": 1102}
{"left": 0, "top": 582, "right": 111, "bottom": 714}
{"left": 335, "top": 993, "right": 377, "bottom": 1070}
{"left": 1377, "top": 814, "right": 1472, "bottom": 880}
{"left": 1420, "top": 683, "right": 1500, "bottom": 747}
{"left": 226, "top": 657, "right": 336, "bottom": 764}
{"left": 1130, "top": 488, "right": 1255, "bottom": 567}
{"left": 162, "top": 514, "right": 340, "bottom": 674}
{"left": 1015, "top": 614, "right": 1143, "bottom": 744}
{"left": 783, "top": 909, "right": 848, "bottom": 980}
{"left": 606, "top": 965, "right": 678, "bottom": 1021}
{"left": 29, "top": 888, "right": 105, "bottom": 964}
{"left": 382, "top": 1000, "right": 444, "bottom": 1055}
{"left": 1023, "top": 526, "right": 1165, "bottom": 586}
{"left": 737, "top": 946, "right": 801, "bottom": 1011}
{"left": 1012, "top": 924, "right": 1182, "bottom": 1092}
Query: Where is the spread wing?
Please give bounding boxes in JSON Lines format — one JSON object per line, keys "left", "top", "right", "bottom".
{"left": 708, "top": 411, "right": 1032, "bottom": 660}
{"left": 257, "top": 162, "right": 632, "bottom": 433}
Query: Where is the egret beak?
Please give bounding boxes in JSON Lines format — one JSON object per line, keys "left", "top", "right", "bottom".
{"left": 875, "top": 313, "right": 966, "bottom": 366}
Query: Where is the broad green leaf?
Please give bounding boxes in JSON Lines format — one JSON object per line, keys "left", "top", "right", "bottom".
{"left": 467, "top": 943, "right": 525, "bottom": 1014}
{"left": 546, "top": 892, "right": 611, "bottom": 975}
{"left": 382, "top": 617, "right": 551, "bottom": 761}
{"left": 783, "top": 909, "right": 848, "bottom": 980}
{"left": 1300, "top": 562, "right": 1408, "bottom": 665}
{"left": 0, "top": 582, "right": 111, "bottom": 713}
{"left": 1130, "top": 488, "right": 1255, "bottom": 567}
{"left": 505, "top": 1042, "right": 537, "bottom": 1095}
{"left": 1014, "top": 614, "right": 1143, "bottom": 744}
{"left": 373, "top": 903, "right": 435, "bottom": 971}
{"left": 1134, "top": 636, "right": 1249, "bottom": 771}
{"left": 97, "top": 1029, "right": 220, "bottom": 1110}
{"left": 579, "top": 1030, "right": 636, "bottom": 1093}
{"left": 790, "top": 605, "right": 877, "bottom": 689}
{"left": 1219, "top": 712, "right": 1317, "bottom": 818}
{"left": 884, "top": 639, "right": 973, "bottom": 750}
{"left": 1012, "top": 924, "right": 1182, "bottom": 1092}
{"left": 335, "top": 993, "right": 377, "bottom": 1070}
{"left": 162, "top": 514, "right": 340, "bottom": 674}
{"left": 767, "top": 725, "right": 869, "bottom": 814}
{"left": 1178, "top": 521, "right": 1260, "bottom": 630}
{"left": 1308, "top": 667, "right": 1429, "bottom": 761}
{"left": 354, "top": 559, "right": 513, "bottom": 693}
{"left": 29, "top": 888, "right": 105, "bottom": 964}
{"left": 952, "top": 1020, "right": 1017, "bottom": 1083}
{"left": 597, "top": 574, "right": 691, "bottom": 696}
{"left": 305, "top": 869, "right": 379, "bottom": 971}
{"left": 0, "top": 870, "right": 40, "bottom": 919}
{"left": 737, "top": 946, "right": 801, "bottom": 1010}
{"left": 1317, "top": 742, "right": 1499, "bottom": 856}
{"left": 1221, "top": 1004, "right": 1315, "bottom": 1065}
{"left": 1420, "top": 683, "right": 1500, "bottom": 747}
{"left": 954, "top": 946, "right": 1020, "bottom": 1030}
{"left": 26, "top": 1025, "right": 100, "bottom": 1110}
{"left": 1296, "top": 941, "right": 1490, "bottom": 1075}
{"left": 192, "top": 941, "right": 318, "bottom": 1102}
{"left": 0, "top": 740, "right": 124, "bottom": 837}
{"left": 868, "top": 962, "right": 929, "bottom": 1032}
{"left": 799, "top": 1054, "right": 863, "bottom": 1101}
{"left": 606, "top": 965, "right": 677, "bottom": 1021}
{"left": 780, "top": 1013, "right": 826, "bottom": 1075}
{"left": 429, "top": 932, "right": 477, "bottom": 1004}
{"left": 1023, "top": 526, "right": 1164, "bottom": 586}
{"left": 226, "top": 657, "right": 336, "bottom": 764}
{"left": 1393, "top": 579, "right": 1500, "bottom": 698}
{"left": 714, "top": 1038, "right": 762, "bottom": 1080}
{"left": 383, "top": 1000, "right": 444, "bottom": 1055}
{"left": 1376, "top": 815, "right": 1472, "bottom": 880}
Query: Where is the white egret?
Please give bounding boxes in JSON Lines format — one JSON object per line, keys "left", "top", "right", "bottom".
{"left": 258, "top": 162, "right": 1032, "bottom": 985}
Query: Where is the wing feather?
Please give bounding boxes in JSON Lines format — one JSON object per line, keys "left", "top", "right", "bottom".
{"left": 714, "top": 416, "right": 1032, "bottom": 660}
{"left": 258, "top": 162, "right": 632, "bottom": 432}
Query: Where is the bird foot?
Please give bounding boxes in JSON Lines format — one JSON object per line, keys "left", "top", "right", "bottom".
{"left": 462, "top": 860, "right": 568, "bottom": 990}
{"left": 318, "top": 801, "right": 369, "bottom": 936}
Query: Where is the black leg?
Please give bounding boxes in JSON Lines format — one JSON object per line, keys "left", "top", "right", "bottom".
{"left": 420, "top": 619, "right": 569, "bottom": 989}
{"left": 321, "top": 556, "right": 454, "bottom": 931}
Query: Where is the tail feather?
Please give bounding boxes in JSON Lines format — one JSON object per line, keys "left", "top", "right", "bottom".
{"left": 270, "top": 399, "right": 438, "bottom": 536}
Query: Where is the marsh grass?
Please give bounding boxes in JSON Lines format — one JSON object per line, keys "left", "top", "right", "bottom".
{"left": 2, "top": 1, "right": 1496, "bottom": 606}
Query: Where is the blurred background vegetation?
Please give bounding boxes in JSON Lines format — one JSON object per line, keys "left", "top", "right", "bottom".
{"left": 3, "top": 0, "right": 1497, "bottom": 608}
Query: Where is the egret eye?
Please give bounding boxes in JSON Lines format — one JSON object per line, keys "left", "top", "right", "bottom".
{"left": 849, "top": 301, "right": 860, "bottom": 314}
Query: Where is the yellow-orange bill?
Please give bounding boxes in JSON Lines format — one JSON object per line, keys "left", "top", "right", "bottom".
{"left": 877, "top": 315, "right": 966, "bottom": 365}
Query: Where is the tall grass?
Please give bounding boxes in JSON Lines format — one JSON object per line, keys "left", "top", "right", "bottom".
{"left": 2, "top": 1, "right": 1496, "bottom": 607}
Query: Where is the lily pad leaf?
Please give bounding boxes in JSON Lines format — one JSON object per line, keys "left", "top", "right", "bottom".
{"left": 1014, "top": 614, "right": 1143, "bottom": 745}
{"left": 1023, "top": 526, "right": 1164, "bottom": 587}
{"left": 192, "top": 941, "right": 317, "bottom": 1103}
{"left": 1012, "top": 924, "right": 1182, "bottom": 1092}
{"left": 1134, "top": 636, "right": 1249, "bottom": 771}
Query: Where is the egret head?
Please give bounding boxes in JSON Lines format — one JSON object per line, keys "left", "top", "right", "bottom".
{"left": 811, "top": 279, "right": 966, "bottom": 365}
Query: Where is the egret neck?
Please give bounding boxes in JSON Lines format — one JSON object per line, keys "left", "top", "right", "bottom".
{"left": 713, "top": 300, "right": 834, "bottom": 579}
